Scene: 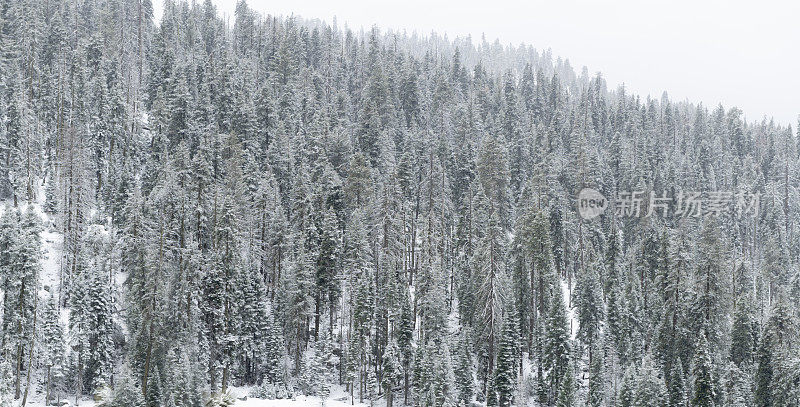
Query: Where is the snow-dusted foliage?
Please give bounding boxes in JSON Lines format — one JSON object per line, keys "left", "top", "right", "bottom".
{"left": 0, "top": 0, "right": 798, "bottom": 406}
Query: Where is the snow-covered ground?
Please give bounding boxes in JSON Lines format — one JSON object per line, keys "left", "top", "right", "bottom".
{"left": 1, "top": 183, "right": 80, "bottom": 407}
{"left": 25, "top": 397, "right": 97, "bottom": 407}
{"left": 235, "top": 395, "right": 366, "bottom": 407}
{"left": 230, "top": 385, "right": 371, "bottom": 407}
{"left": 561, "top": 278, "right": 577, "bottom": 341}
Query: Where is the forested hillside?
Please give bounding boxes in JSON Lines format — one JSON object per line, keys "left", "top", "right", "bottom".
{"left": 0, "top": 0, "right": 799, "bottom": 406}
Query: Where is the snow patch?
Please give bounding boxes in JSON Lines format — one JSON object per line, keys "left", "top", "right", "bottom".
{"left": 561, "top": 279, "right": 577, "bottom": 341}
{"left": 231, "top": 384, "right": 371, "bottom": 407}
{"left": 40, "top": 227, "right": 64, "bottom": 299}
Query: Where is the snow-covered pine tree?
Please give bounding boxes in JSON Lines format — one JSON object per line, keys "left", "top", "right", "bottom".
{"left": 633, "top": 355, "right": 668, "bottom": 407}
{"left": 1, "top": 206, "right": 41, "bottom": 400}
{"left": 0, "top": 356, "right": 15, "bottom": 406}
{"left": 381, "top": 340, "right": 402, "bottom": 407}
{"left": 39, "top": 294, "right": 65, "bottom": 405}
{"left": 555, "top": 364, "right": 575, "bottom": 407}
{"left": 668, "top": 358, "right": 687, "bottom": 407}
{"left": 473, "top": 186, "right": 507, "bottom": 392}
{"left": 492, "top": 312, "right": 519, "bottom": 407}
{"left": 691, "top": 335, "right": 715, "bottom": 407}
{"left": 544, "top": 276, "right": 571, "bottom": 404}
{"left": 111, "top": 366, "right": 146, "bottom": 407}
{"left": 455, "top": 329, "right": 475, "bottom": 406}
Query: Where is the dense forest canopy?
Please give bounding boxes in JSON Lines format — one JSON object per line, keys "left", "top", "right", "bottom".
{"left": 0, "top": 0, "right": 798, "bottom": 406}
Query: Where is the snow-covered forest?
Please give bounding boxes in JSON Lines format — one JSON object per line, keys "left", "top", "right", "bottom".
{"left": 0, "top": 0, "right": 799, "bottom": 406}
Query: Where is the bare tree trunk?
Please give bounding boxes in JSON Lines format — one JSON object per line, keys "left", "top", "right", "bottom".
{"left": 15, "top": 279, "right": 28, "bottom": 399}
{"left": 46, "top": 366, "right": 51, "bottom": 406}
{"left": 21, "top": 286, "right": 39, "bottom": 407}
{"left": 15, "top": 343, "right": 22, "bottom": 399}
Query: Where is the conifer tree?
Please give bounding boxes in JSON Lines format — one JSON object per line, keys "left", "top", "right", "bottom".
{"left": 555, "top": 366, "right": 575, "bottom": 407}
{"left": 0, "top": 3, "right": 796, "bottom": 407}
{"left": 691, "top": 335, "right": 715, "bottom": 407}
{"left": 730, "top": 301, "right": 757, "bottom": 367}
{"left": 455, "top": 330, "right": 475, "bottom": 406}
{"left": 635, "top": 355, "right": 668, "bottom": 407}
{"left": 492, "top": 313, "right": 519, "bottom": 407}
{"left": 668, "top": 358, "right": 687, "bottom": 407}
{"left": 0, "top": 357, "right": 15, "bottom": 406}
{"left": 754, "top": 331, "right": 774, "bottom": 407}
{"left": 382, "top": 340, "right": 403, "bottom": 407}
{"left": 544, "top": 279, "right": 571, "bottom": 402}
{"left": 40, "top": 295, "right": 65, "bottom": 405}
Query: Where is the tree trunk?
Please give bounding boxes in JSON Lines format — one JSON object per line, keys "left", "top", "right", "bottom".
{"left": 45, "top": 366, "right": 51, "bottom": 406}
{"left": 21, "top": 286, "right": 39, "bottom": 406}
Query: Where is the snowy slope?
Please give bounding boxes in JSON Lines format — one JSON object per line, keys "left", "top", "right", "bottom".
{"left": 236, "top": 396, "right": 366, "bottom": 407}
{"left": 561, "top": 279, "right": 577, "bottom": 341}
{"left": 231, "top": 385, "right": 371, "bottom": 407}
{"left": 4, "top": 182, "right": 94, "bottom": 407}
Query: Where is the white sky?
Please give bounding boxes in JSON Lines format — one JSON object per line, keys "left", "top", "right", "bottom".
{"left": 155, "top": 0, "right": 799, "bottom": 128}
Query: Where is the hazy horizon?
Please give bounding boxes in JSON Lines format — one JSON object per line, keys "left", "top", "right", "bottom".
{"left": 155, "top": 0, "right": 799, "bottom": 130}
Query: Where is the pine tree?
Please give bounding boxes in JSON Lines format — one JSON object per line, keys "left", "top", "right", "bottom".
{"left": 492, "top": 313, "right": 519, "bottom": 407}
{"left": 297, "top": 339, "right": 332, "bottom": 397}
{"left": 0, "top": 206, "right": 42, "bottom": 400}
{"left": 69, "top": 258, "right": 114, "bottom": 395}
{"left": 111, "top": 366, "right": 146, "bottom": 407}
{"left": 693, "top": 219, "right": 727, "bottom": 347}
{"left": 668, "top": 358, "right": 687, "bottom": 407}
{"left": 455, "top": 330, "right": 475, "bottom": 406}
{"left": 544, "top": 279, "right": 571, "bottom": 403}
{"left": 575, "top": 261, "right": 603, "bottom": 366}
{"left": 263, "top": 307, "right": 287, "bottom": 386}
{"left": 754, "top": 331, "right": 774, "bottom": 407}
{"left": 730, "top": 300, "right": 756, "bottom": 367}
{"left": 0, "top": 357, "right": 15, "bottom": 406}
{"left": 473, "top": 187, "right": 507, "bottom": 388}
{"left": 314, "top": 206, "right": 340, "bottom": 340}
{"left": 620, "top": 366, "right": 636, "bottom": 407}
{"left": 381, "top": 340, "right": 403, "bottom": 407}
{"left": 635, "top": 355, "right": 668, "bottom": 407}
{"left": 691, "top": 335, "right": 715, "bottom": 407}
{"left": 588, "top": 342, "right": 604, "bottom": 407}
{"left": 723, "top": 362, "right": 752, "bottom": 407}
{"left": 281, "top": 236, "right": 316, "bottom": 375}
{"left": 555, "top": 366, "right": 575, "bottom": 407}
{"left": 774, "top": 356, "right": 800, "bottom": 407}
{"left": 413, "top": 344, "right": 436, "bottom": 405}
{"left": 516, "top": 206, "right": 556, "bottom": 353}
{"left": 40, "top": 295, "right": 65, "bottom": 406}
{"left": 145, "top": 367, "right": 163, "bottom": 407}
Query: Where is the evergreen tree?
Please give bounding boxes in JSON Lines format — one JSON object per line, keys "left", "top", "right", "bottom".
{"left": 730, "top": 300, "right": 757, "bottom": 367}
{"left": 455, "top": 330, "right": 475, "bottom": 406}
{"left": 492, "top": 313, "right": 519, "bottom": 407}
{"left": 691, "top": 335, "right": 715, "bottom": 407}
{"left": 634, "top": 355, "right": 668, "bottom": 407}
{"left": 668, "top": 359, "right": 687, "bottom": 407}
{"left": 111, "top": 366, "right": 146, "bottom": 407}
{"left": 0, "top": 357, "right": 15, "bottom": 406}
{"left": 40, "top": 295, "right": 65, "bottom": 405}
{"left": 382, "top": 340, "right": 403, "bottom": 407}
{"left": 0, "top": 4, "right": 795, "bottom": 407}
{"left": 754, "top": 331, "right": 774, "bottom": 407}
{"left": 555, "top": 366, "right": 575, "bottom": 407}
{"left": 544, "top": 278, "right": 571, "bottom": 403}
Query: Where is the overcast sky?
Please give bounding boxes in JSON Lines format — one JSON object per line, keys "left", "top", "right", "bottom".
{"left": 155, "top": 0, "right": 799, "bottom": 128}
